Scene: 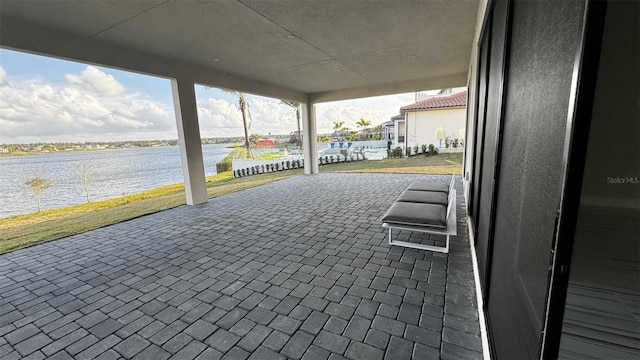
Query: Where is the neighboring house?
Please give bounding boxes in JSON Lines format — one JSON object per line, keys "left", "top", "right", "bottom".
{"left": 395, "top": 91, "right": 467, "bottom": 150}
{"left": 381, "top": 119, "right": 397, "bottom": 142}
{"left": 255, "top": 139, "right": 277, "bottom": 147}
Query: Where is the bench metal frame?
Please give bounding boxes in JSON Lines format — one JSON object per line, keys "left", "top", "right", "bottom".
{"left": 382, "top": 178, "right": 457, "bottom": 253}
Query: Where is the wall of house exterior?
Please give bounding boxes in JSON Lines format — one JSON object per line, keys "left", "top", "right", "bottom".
{"left": 405, "top": 107, "right": 466, "bottom": 150}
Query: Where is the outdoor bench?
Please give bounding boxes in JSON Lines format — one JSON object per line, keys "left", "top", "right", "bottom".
{"left": 381, "top": 175, "right": 457, "bottom": 253}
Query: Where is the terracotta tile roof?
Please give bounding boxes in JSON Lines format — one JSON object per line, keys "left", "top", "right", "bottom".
{"left": 390, "top": 114, "right": 404, "bottom": 120}
{"left": 400, "top": 91, "right": 467, "bottom": 111}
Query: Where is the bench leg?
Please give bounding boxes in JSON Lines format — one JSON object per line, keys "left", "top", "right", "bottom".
{"left": 387, "top": 229, "right": 450, "bottom": 254}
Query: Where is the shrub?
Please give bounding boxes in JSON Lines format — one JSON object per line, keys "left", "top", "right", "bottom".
{"left": 413, "top": 145, "right": 419, "bottom": 155}
{"left": 429, "top": 144, "right": 436, "bottom": 155}
{"left": 216, "top": 158, "right": 233, "bottom": 173}
{"left": 406, "top": 147, "right": 412, "bottom": 157}
{"left": 393, "top": 147, "right": 403, "bottom": 158}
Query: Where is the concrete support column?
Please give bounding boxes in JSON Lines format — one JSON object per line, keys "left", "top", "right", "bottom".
{"left": 171, "top": 78, "right": 208, "bottom": 205}
{"left": 302, "top": 101, "right": 319, "bottom": 174}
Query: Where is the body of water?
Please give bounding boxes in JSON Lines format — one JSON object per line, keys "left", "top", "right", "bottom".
{"left": 0, "top": 144, "right": 232, "bottom": 218}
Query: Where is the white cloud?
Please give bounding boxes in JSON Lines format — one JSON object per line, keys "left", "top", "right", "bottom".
{"left": 315, "top": 93, "right": 415, "bottom": 133}
{"left": 0, "top": 68, "right": 175, "bottom": 143}
{"left": 0, "top": 66, "right": 6, "bottom": 86}
{"left": 65, "top": 65, "right": 125, "bottom": 96}
{"left": 197, "top": 96, "right": 300, "bottom": 138}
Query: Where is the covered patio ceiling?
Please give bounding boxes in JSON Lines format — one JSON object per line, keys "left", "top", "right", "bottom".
{"left": 0, "top": 0, "right": 479, "bottom": 102}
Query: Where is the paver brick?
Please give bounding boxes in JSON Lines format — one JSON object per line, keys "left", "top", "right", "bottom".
{"left": 114, "top": 334, "right": 150, "bottom": 358}
{"left": 262, "top": 330, "right": 289, "bottom": 352}
{"left": 222, "top": 346, "right": 250, "bottom": 360}
{"left": 194, "top": 347, "right": 223, "bottom": 360}
{"left": 442, "top": 327, "right": 482, "bottom": 352}
{"left": 162, "top": 333, "right": 192, "bottom": 354}
{"left": 184, "top": 319, "right": 217, "bottom": 341}
{"left": 149, "top": 320, "right": 188, "bottom": 346}
{"left": 313, "top": 330, "right": 349, "bottom": 354}
{"left": 300, "top": 311, "right": 329, "bottom": 335}
{"left": 245, "top": 307, "right": 277, "bottom": 326}
{"left": 5, "top": 324, "right": 40, "bottom": 345}
{"left": 236, "top": 324, "right": 272, "bottom": 352}
{"left": 169, "top": 340, "right": 207, "bottom": 360}
{"left": 344, "top": 316, "right": 371, "bottom": 341}
{"left": 414, "top": 343, "right": 440, "bottom": 359}
{"left": 14, "top": 333, "right": 52, "bottom": 356}
{"left": 155, "top": 307, "right": 185, "bottom": 324}
{"left": 441, "top": 342, "right": 483, "bottom": 360}
{"left": 205, "top": 329, "right": 239, "bottom": 352}
{"left": 301, "top": 345, "right": 331, "bottom": 360}
{"left": 216, "top": 308, "right": 248, "bottom": 330}
{"left": 89, "top": 318, "right": 122, "bottom": 339}
{"left": 269, "top": 315, "right": 301, "bottom": 335}
{"left": 42, "top": 328, "right": 89, "bottom": 356}
{"left": 345, "top": 341, "right": 384, "bottom": 360}
{"left": 371, "top": 315, "right": 405, "bottom": 337}
{"left": 132, "top": 344, "right": 170, "bottom": 360}
{"left": 76, "top": 334, "right": 120, "bottom": 359}
{"left": 323, "top": 316, "right": 348, "bottom": 334}
{"left": 281, "top": 331, "right": 314, "bottom": 360}
{"left": 324, "top": 302, "right": 355, "bottom": 321}
{"left": 65, "top": 334, "right": 98, "bottom": 356}
{"left": 385, "top": 336, "right": 413, "bottom": 359}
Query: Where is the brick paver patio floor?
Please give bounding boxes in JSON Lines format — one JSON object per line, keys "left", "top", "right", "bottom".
{"left": 0, "top": 173, "right": 483, "bottom": 360}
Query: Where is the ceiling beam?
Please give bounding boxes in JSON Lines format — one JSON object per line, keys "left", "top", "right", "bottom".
{"left": 309, "top": 73, "right": 468, "bottom": 104}
{"left": 0, "top": 16, "right": 308, "bottom": 103}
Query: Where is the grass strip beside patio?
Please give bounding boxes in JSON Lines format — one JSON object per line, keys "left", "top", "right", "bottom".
{"left": 0, "top": 153, "right": 461, "bottom": 254}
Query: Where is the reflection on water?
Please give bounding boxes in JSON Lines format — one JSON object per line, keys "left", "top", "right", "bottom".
{"left": 0, "top": 144, "right": 232, "bottom": 218}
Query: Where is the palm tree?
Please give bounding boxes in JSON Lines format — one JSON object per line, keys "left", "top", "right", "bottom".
{"left": 333, "top": 121, "right": 345, "bottom": 133}
{"left": 249, "top": 133, "right": 261, "bottom": 146}
{"left": 356, "top": 118, "right": 372, "bottom": 139}
{"left": 281, "top": 100, "right": 302, "bottom": 149}
{"left": 225, "top": 90, "right": 252, "bottom": 158}
{"left": 374, "top": 124, "right": 383, "bottom": 140}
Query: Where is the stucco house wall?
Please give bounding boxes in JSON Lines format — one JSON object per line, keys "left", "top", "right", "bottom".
{"left": 405, "top": 107, "right": 466, "bottom": 150}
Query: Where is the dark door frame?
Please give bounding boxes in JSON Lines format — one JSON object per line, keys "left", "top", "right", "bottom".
{"left": 541, "top": 0, "right": 608, "bottom": 358}
{"left": 480, "top": 0, "right": 512, "bottom": 311}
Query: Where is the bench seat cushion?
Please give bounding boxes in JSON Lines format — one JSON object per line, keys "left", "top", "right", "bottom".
{"left": 397, "top": 190, "right": 449, "bottom": 206}
{"left": 381, "top": 202, "right": 447, "bottom": 228}
{"left": 407, "top": 182, "right": 449, "bottom": 194}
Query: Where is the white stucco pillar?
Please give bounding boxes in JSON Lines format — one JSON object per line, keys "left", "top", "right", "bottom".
{"left": 171, "top": 78, "right": 208, "bottom": 205}
{"left": 302, "top": 101, "right": 319, "bottom": 174}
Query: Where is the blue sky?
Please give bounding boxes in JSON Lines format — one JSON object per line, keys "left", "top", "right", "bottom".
{"left": 0, "top": 48, "right": 421, "bottom": 144}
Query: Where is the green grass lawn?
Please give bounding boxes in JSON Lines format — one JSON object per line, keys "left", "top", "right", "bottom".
{"left": 0, "top": 153, "right": 461, "bottom": 254}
